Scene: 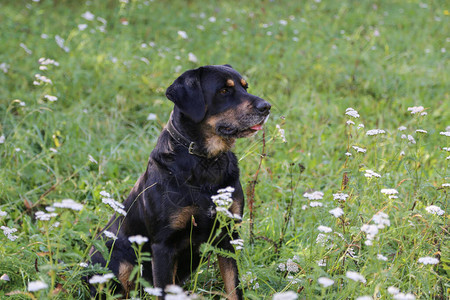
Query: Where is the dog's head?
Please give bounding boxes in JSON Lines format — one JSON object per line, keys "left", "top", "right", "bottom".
{"left": 166, "top": 65, "right": 271, "bottom": 155}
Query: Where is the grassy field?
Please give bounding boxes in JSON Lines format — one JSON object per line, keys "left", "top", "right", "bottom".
{"left": 0, "top": 0, "right": 449, "bottom": 299}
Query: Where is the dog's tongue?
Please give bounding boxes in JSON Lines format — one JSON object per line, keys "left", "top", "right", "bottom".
{"left": 250, "top": 124, "right": 263, "bottom": 131}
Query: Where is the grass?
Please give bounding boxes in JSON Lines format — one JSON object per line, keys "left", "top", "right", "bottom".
{"left": 0, "top": 0, "right": 449, "bottom": 299}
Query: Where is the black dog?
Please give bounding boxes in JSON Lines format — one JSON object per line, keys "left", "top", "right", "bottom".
{"left": 89, "top": 65, "right": 271, "bottom": 299}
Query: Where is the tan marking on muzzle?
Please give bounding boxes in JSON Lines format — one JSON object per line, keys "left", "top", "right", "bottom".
{"left": 226, "top": 79, "right": 235, "bottom": 87}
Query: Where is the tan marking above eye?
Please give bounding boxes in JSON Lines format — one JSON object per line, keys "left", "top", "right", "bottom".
{"left": 226, "top": 79, "right": 235, "bottom": 87}
{"left": 240, "top": 78, "right": 248, "bottom": 88}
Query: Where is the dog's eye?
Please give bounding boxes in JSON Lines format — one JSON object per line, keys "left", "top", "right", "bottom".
{"left": 219, "top": 88, "right": 229, "bottom": 95}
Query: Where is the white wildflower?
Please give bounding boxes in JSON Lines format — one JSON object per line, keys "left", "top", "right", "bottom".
{"left": 88, "top": 154, "right": 98, "bottom": 164}
{"left": 316, "top": 233, "right": 328, "bottom": 246}
{"left": 346, "top": 120, "right": 355, "bottom": 125}
{"left": 20, "top": 43, "right": 32, "bottom": 54}
{"left": 145, "top": 287, "right": 163, "bottom": 296}
{"left": 357, "top": 123, "right": 365, "bottom": 129}
{"left": 303, "top": 191, "right": 324, "bottom": 200}
{"left": 253, "top": 282, "right": 260, "bottom": 289}
{"left": 28, "top": 280, "right": 48, "bottom": 292}
{"left": 393, "top": 292, "right": 416, "bottom": 300}
{"left": 407, "top": 106, "right": 424, "bottom": 114}
{"left": 366, "top": 129, "right": 386, "bottom": 136}
{"left": 34, "top": 74, "right": 52, "bottom": 85}
{"left": 286, "top": 259, "right": 299, "bottom": 272}
{"left": 361, "top": 224, "right": 378, "bottom": 241}
{"left": 440, "top": 131, "right": 450, "bottom": 137}
{"left": 102, "top": 197, "right": 127, "bottom": 216}
{"left": 103, "top": 230, "right": 118, "bottom": 240}
{"left": 425, "top": 205, "right": 444, "bottom": 216}
{"left": 309, "top": 201, "right": 323, "bottom": 207}
{"left": 177, "top": 30, "right": 188, "bottom": 39}
{"left": 352, "top": 146, "right": 367, "bottom": 153}
{"left": 53, "top": 199, "right": 83, "bottom": 211}
{"left": 0, "top": 135, "right": 4, "bottom": 144}
{"left": 276, "top": 124, "right": 287, "bottom": 142}
{"left": 1, "top": 226, "right": 19, "bottom": 241}
{"left": 100, "top": 190, "right": 111, "bottom": 198}
{"left": 273, "top": 291, "right": 298, "bottom": 300}
{"left": 0, "top": 62, "right": 10, "bottom": 73}
{"left": 316, "top": 259, "right": 326, "bottom": 266}
{"left": 364, "top": 169, "right": 381, "bottom": 178}
{"left": 381, "top": 188, "right": 398, "bottom": 195}
{"left": 418, "top": 256, "right": 439, "bottom": 265}
{"left": 443, "top": 147, "right": 450, "bottom": 151}
{"left": 345, "top": 152, "right": 352, "bottom": 156}
{"left": 345, "top": 108, "right": 360, "bottom": 118}
{"left": 333, "top": 192, "right": 349, "bottom": 201}
{"left": 356, "top": 296, "right": 372, "bottom": 300}
{"left": 372, "top": 212, "right": 390, "bottom": 228}
{"left": 377, "top": 254, "right": 388, "bottom": 261}
{"left": 329, "top": 207, "right": 344, "bottom": 218}
{"left": 79, "top": 262, "right": 88, "bottom": 268}
{"left": 35, "top": 211, "right": 57, "bottom": 221}
{"left": 387, "top": 286, "right": 400, "bottom": 295}
{"left": 0, "top": 274, "right": 10, "bottom": 281}
{"left": 278, "top": 263, "right": 286, "bottom": 271}
{"left": 398, "top": 126, "right": 407, "bottom": 131}
{"left": 128, "top": 235, "right": 148, "bottom": 245}
{"left": 279, "top": 19, "right": 288, "bottom": 26}
{"left": 89, "top": 273, "right": 114, "bottom": 284}
{"left": 188, "top": 52, "right": 198, "bottom": 63}
{"left": 55, "top": 35, "right": 69, "bottom": 52}
{"left": 147, "top": 113, "right": 157, "bottom": 121}
{"left": 82, "top": 11, "right": 95, "bottom": 21}
{"left": 0, "top": 209, "right": 6, "bottom": 217}
{"left": 346, "top": 271, "right": 366, "bottom": 283}
{"left": 415, "top": 129, "right": 427, "bottom": 134}
{"left": 44, "top": 95, "right": 58, "bottom": 102}
{"left": 318, "top": 277, "right": 334, "bottom": 287}
{"left": 318, "top": 225, "right": 332, "bottom": 233}
{"left": 442, "top": 183, "right": 450, "bottom": 187}
{"left": 407, "top": 135, "right": 416, "bottom": 144}
{"left": 165, "top": 284, "right": 184, "bottom": 294}
{"left": 78, "top": 24, "right": 88, "bottom": 31}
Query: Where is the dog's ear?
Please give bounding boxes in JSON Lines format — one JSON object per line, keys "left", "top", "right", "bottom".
{"left": 223, "top": 64, "right": 233, "bottom": 69}
{"left": 166, "top": 68, "right": 206, "bottom": 123}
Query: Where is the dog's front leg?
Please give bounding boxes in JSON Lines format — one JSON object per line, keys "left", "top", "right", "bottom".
{"left": 151, "top": 243, "right": 176, "bottom": 297}
{"left": 218, "top": 254, "right": 242, "bottom": 300}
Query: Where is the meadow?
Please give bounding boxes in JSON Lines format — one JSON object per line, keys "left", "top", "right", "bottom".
{"left": 0, "top": 0, "right": 448, "bottom": 299}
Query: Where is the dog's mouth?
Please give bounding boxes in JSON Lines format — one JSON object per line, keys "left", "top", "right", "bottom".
{"left": 217, "top": 115, "right": 269, "bottom": 137}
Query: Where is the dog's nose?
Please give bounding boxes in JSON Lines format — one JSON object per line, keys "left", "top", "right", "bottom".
{"left": 255, "top": 100, "right": 271, "bottom": 114}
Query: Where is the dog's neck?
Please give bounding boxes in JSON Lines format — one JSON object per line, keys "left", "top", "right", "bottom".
{"left": 167, "top": 111, "right": 235, "bottom": 158}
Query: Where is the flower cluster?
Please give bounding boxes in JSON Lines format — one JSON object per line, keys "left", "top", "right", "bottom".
{"left": 417, "top": 256, "right": 439, "bottom": 265}
{"left": 345, "top": 107, "right": 360, "bottom": 118}
{"left": 366, "top": 129, "right": 386, "bottom": 136}
{"left": 230, "top": 238, "right": 244, "bottom": 250}
{"left": 28, "top": 280, "right": 48, "bottom": 292}
{"left": 211, "top": 187, "right": 241, "bottom": 219}
{"left": 53, "top": 199, "right": 83, "bottom": 211}
{"left": 89, "top": 273, "right": 114, "bottom": 284}
{"left": 276, "top": 124, "right": 287, "bottom": 143}
{"left": 1, "top": 226, "right": 18, "bottom": 241}
{"left": 333, "top": 192, "right": 349, "bottom": 201}
{"left": 35, "top": 211, "right": 58, "bottom": 221}
{"left": 346, "top": 271, "right": 366, "bottom": 283}
{"left": 361, "top": 212, "right": 390, "bottom": 246}
{"left": 424, "top": 205, "right": 445, "bottom": 216}
{"left": 278, "top": 258, "right": 299, "bottom": 273}
{"left": 128, "top": 235, "right": 148, "bottom": 245}
{"left": 101, "top": 191, "right": 127, "bottom": 216}
{"left": 303, "top": 191, "right": 324, "bottom": 200}
{"left": 364, "top": 169, "right": 381, "bottom": 178}
{"left": 388, "top": 286, "right": 416, "bottom": 300}
{"left": 380, "top": 188, "right": 399, "bottom": 199}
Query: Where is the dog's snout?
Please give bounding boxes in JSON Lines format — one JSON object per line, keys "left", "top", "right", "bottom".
{"left": 255, "top": 99, "right": 271, "bottom": 114}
